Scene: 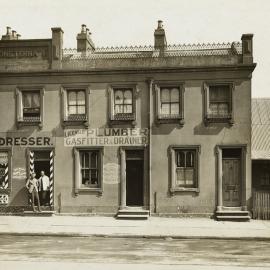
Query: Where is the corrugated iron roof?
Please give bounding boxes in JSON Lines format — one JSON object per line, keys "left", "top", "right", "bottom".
{"left": 252, "top": 98, "right": 270, "bottom": 159}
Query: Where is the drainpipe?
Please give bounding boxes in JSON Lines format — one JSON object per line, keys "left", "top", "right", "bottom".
{"left": 147, "top": 78, "right": 154, "bottom": 214}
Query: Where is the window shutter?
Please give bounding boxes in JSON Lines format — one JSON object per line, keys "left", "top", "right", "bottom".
{"left": 16, "top": 88, "right": 23, "bottom": 122}
{"left": 61, "top": 87, "right": 68, "bottom": 121}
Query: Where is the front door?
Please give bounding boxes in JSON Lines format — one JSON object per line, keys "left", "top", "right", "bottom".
{"left": 222, "top": 158, "right": 241, "bottom": 207}
{"left": 126, "top": 150, "right": 144, "bottom": 206}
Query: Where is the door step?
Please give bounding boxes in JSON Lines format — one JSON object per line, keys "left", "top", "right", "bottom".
{"left": 216, "top": 210, "right": 250, "bottom": 221}
{"left": 23, "top": 210, "right": 55, "bottom": 217}
{"left": 117, "top": 208, "right": 149, "bottom": 219}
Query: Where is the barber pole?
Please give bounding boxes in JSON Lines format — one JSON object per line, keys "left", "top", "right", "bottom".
{"left": 49, "top": 150, "right": 54, "bottom": 207}
{"left": 4, "top": 163, "right": 8, "bottom": 189}
{"left": 29, "top": 150, "right": 35, "bottom": 205}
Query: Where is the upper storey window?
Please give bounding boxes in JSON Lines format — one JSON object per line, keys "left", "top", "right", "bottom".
{"left": 204, "top": 83, "right": 234, "bottom": 125}
{"left": 155, "top": 82, "right": 185, "bottom": 126}
{"left": 61, "top": 85, "right": 90, "bottom": 127}
{"left": 67, "top": 90, "right": 86, "bottom": 121}
{"left": 108, "top": 85, "right": 138, "bottom": 126}
{"left": 22, "top": 91, "right": 41, "bottom": 121}
{"left": 16, "top": 86, "right": 44, "bottom": 128}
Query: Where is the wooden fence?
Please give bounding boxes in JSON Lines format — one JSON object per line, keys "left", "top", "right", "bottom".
{"left": 253, "top": 190, "right": 270, "bottom": 220}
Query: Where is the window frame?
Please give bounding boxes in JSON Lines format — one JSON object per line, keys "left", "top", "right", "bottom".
{"left": 61, "top": 85, "right": 90, "bottom": 127}
{"left": 16, "top": 86, "right": 45, "bottom": 128}
{"left": 73, "top": 146, "right": 104, "bottom": 195}
{"left": 108, "top": 84, "right": 138, "bottom": 126}
{"left": 0, "top": 147, "right": 13, "bottom": 197}
{"left": 203, "top": 82, "right": 234, "bottom": 125}
{"left": 169, "top": 145, "right": 200, "bottom": 194}
{"left": 155, "top": 82, "right": 185, "bottom": 126}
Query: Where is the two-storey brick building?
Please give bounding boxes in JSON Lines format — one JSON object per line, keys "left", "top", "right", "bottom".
{"left": 0, "top": 21, "right": 256, "bottom": 220}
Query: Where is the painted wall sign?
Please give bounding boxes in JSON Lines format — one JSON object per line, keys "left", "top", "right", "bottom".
{"left": 0, "top": 47, "right": 48, "bottom": 59}
{"left": 12, "top": 168, "right": 27, "bottom": 179}
{"left": 0, "top": 137, "right": 52, "bottom": 147}
{"left": 64, "top": 128, "right": 148, "bottom": 146}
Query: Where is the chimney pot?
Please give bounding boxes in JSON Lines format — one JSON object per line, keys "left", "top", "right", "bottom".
{"left": 17, "top": 34, "right": 21, "bottom": 39}
{"left": 6, "top": 26, "right": 11, "bottom": 35}
{"left": 12, "top": 30, "right": 17, "bottom": 38}
{"left": 157, "top": 20, "right": 163, "bottom": 29}
{"left": 81, "top": 24, "right": 86, "bottom": 33}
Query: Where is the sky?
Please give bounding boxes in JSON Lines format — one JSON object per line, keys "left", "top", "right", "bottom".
{"left": 1, "top": 0, "right": 269, "bottom": 97}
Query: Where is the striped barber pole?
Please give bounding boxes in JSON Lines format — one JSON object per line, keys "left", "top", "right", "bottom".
{"left": 49, "top": 150, "right": 54, "bottom": 207}
{"left": 28, "top": 151, "right": 35, "bottom": 205}
{"left": 4, "top": 163, "right": 8, "bottom": 189}
{"left": 29, "top": 151, "right": 35, "bottom": 175}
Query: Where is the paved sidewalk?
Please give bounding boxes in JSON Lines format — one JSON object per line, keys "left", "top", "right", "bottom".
{"left": 0, "top": 215, "right": 269, "bottom": 239}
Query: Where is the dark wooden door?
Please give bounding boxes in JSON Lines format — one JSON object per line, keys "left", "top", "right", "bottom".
{"left": 222, "top": 158, "right": 241, "bottom": 207}
{"left": 126, "top": 159, "right": 144, "bottom": 206}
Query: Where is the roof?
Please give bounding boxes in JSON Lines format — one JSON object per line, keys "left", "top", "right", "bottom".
{"left": 62, "top": 42, "right": 242, "bottom": 60}
{"left": 252, "top": 98, "right": 270, "bottom": 159}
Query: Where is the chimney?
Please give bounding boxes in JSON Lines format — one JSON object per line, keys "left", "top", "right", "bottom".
{"left": 1, "top": 26, "right": 14, "bottom": 40}
{"left": 154, "top": 20, "right": 167, "bottom": 50}
{"left": 51, "top": 27, "right": 64, "bottom": 69}
{"left": 77, "top": 24, "right": 95, "bottom": 52}
{"left": 241, "top": 34, "right": 253, "bottom": 64}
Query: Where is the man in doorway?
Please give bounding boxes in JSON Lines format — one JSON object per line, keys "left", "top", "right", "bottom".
{"left": 38, "top": 170, "right": 50, "bottom": 206}
{"left": 26, "top": 172, "right": 41, "bottom": 212}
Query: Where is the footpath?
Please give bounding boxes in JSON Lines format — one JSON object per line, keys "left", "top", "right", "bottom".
{"left": 0, "top": 215, "right": 269, "bottom": 240}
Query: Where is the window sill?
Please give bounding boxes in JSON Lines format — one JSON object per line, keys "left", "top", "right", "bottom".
{"left": 74, "top": 187, "right": 102, "bottom": 196}
{"left": 17, "top": 120, "right": 42, "bottom": 128}
{"left": 157, "top": 116, "right": 184, "bottom": 126}
{"left": 109, "top": 119, "right": 137, "bottom": 127}
{"left": 170, "top": 187, "right": 199, "bottom": 194}
{"left": 205, "top": 115, "right": 233, "bottom": 125}
{"left": 63, "top": 118, "right": 89, "bottom": 127}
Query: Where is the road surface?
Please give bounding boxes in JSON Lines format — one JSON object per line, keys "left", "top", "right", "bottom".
{"left": 0, "top": 235, "right": 269, "bottom": 269}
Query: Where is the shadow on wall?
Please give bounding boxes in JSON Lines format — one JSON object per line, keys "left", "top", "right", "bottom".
{"left": 194, "top": 123, "right": 231, "bottom": 135}
{"left": 9, "top": 187, "right": 28, "bottom": 206}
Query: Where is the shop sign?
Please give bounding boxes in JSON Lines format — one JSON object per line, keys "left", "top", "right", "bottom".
{"left": 0, "top": 136, "right": 53, "bottom": 147}
{"left": 64, "top": 128, "right": 148, "bottom": 146}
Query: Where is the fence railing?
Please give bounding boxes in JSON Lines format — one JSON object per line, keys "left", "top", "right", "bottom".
{"left": 253, "top": 189, "right": 270, "bottom": 220}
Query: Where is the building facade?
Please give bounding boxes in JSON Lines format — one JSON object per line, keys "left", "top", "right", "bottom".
{"left": 0, "top": 22, "right": 256, "bottom": 220}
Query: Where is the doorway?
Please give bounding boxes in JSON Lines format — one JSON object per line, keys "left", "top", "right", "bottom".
{"left": 222, "top": 148, "right": 242, "bottom": 207}
{"left": 126, "top": 150, "right": 144, "bottom": 206}
{"left": 33, "top": 151, "right": 51, "bottom": 206}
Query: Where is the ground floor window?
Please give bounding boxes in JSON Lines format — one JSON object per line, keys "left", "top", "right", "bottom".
{"left": 0, "top": 151, "right": 9, "bottom": 190}
{"left": 169, "top": 145, "right": 200, "bottom": 193}
{"left": 80, "top": 150, "right": 99, "bottom": 188}
{"left": 74, "top": 147, "right": 103, "bottom": 194}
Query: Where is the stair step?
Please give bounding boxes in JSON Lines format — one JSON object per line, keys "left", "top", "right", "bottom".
{"left": 216, "top": 215, "right": 250, "bottom": 221}
{"left": 216, "top": 211, "right": 250, "bottom": 216}
{"left": 117, "top": 214, "right": 149, "bottom": 219}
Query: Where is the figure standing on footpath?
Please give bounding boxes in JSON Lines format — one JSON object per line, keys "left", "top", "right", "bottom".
{"left": 38, "top": 170, "right": 50, "bottom": 206}
{"left": 26, "top": 172, "right": 41, "bottom": 212}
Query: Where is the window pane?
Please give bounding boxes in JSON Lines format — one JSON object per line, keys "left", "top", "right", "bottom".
{"left": 32, "top": 93, "right": 40, "bottom": 107}
{"left": 218, "top": 103, "right": 229, "bottom": 115}
{"left": 161, "top": 88, "right": 170, "bottom": 102}
{"left": 186, "top": 152, "right": 194, "bottom": 167}
{"left": 124, "top": 105, "right": 132, "bottom": 113}
{"left": 77, "top": 91, "right": 85, "bottom": 105}
{"left": 123, "top": 90, "right": 132, "bottom": 104}
{"left": 209, "top": 103, "right": 218, "bottom": 115}
{"left": 176, "top": 168, "right": 185, "bottom": 186}
{"left": 176, "top": 151, "right": 185, "bottom": 167}
{"left": 115, "top": 90, "right": 123, "bottom": 105}
{"left": 90, "top": 152, "right": 97, "bottom": 168}
{"left": 68, "top": 91, "right": 77, "bottom": 106}
{"left": 161, "top": 103, "right": 170, "bottom": 115}
{"left": 77, "top": 105, "right": 85, "bottom": 114}
{"left": 23, "top": 93, "right": 32, "bottom": 108}
{"left": 115, "top": 104, "right": 122, "bottom": 114}
{"left": 90, "top": 170, "right": 98, "bottom": 185}
{"left": 171, "top": 103, "right": 179, "bottom": 115}
{"left": 68, "top": 105, "right": 77, "bottom": 115}
{"left": 185, "top": 168, "right": 194, "bottom": 185}
{"left": 171, "top": 88, "right": 179, "bottom": 102}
